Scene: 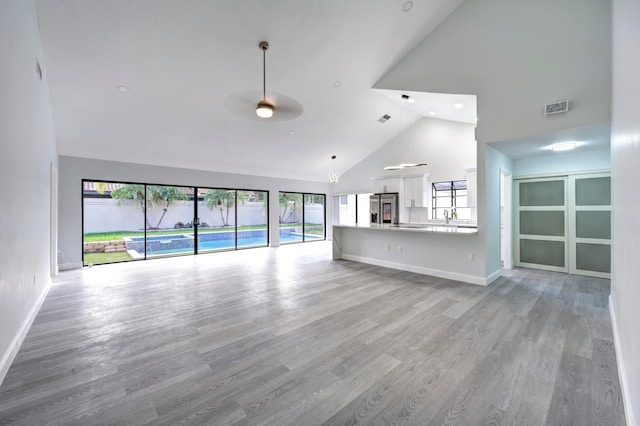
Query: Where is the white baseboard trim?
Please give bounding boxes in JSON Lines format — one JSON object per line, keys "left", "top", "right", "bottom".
{"left": 609, "top": 294, "right": 636, "bottom": 426}
{"left": 0, "top": 278, "right": 52, "bottom": 387}
{"left": 58, "top": 262, "right": 83, "bottom": 271}
{"left": 341, "top": 254, "right": 489, "bottom": 286}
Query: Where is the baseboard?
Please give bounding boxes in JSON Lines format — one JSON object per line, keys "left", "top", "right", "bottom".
{"left": 0, "top": 278, "right": 52, "bottom": 387}
{"left": 58, "top": 262, "right": 83, "bottom": 271}
{"left": 609, "top": 294, "right": 637, "bottom": 426}
{"left": 341, "top": 254, "right": 488, "bottom": 286}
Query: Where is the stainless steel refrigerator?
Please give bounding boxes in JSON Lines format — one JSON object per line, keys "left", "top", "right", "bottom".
{"left": 370, "top": 193, "right": 399, "bottom": 225}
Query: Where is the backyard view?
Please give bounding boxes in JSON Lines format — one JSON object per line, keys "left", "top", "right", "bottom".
{"left": 83, "top": 181, "right": 325, "bottom": 265}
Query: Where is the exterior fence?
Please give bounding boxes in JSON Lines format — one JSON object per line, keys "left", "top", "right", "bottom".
{"left": 83, "top": 198, "right": 324, "bottom": 233}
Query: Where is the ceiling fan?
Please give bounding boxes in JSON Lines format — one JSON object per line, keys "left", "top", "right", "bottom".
{"left": 223, "top": 41, "right": 303, "bottom": 122}
{"left": 256, "top": 41, "right": 273, "bottom": 118}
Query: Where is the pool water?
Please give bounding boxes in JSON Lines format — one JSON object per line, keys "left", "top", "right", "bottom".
{"left": 132, "top": 232, "right": 321, "bottom": 257}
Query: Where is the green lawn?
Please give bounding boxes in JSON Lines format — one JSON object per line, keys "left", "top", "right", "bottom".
{"left": 84, "top": 252, "right": 133, "bottom": 265}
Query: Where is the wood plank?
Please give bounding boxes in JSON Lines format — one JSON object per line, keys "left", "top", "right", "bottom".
{"left": 0, "top": 242, "right": 626, "bottom": 425}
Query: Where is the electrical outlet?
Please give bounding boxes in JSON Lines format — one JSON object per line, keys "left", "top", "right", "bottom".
{"left": 385, "top": 244, "right": 390, "bottom": 251}
{"left": 398, "top": 245, "right": 403, "bottom": 252}
{"left": 467, "top": 252, "right": 474, "bottom": 261}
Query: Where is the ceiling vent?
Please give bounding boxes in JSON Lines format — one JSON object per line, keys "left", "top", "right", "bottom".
{"left": 544, "top": 100, "right": 569, "bottom": 115}
{"left": 378, "top": 114, "right": 391, "bottom": 123}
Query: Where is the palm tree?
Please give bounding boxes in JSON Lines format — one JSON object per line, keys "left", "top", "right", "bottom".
{"left": 204, "top": 189, "right": 246, "bottom": 227}
{"left": 111, "top": 184, "right": 187, "bottom": 229}
{"left": 147, "top": 186, "right": 188, "bottom": 229}
{"left": 279, "top": 192, "right": 302, "bottom": 224}
{"left": 111, "top": 184, "right": 150, "bottom": 228}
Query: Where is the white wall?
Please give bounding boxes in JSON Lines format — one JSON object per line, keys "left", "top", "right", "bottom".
{"left": 611, "top": 0, "right": 640, "bottom": 424}
{"left": 332, "top": 117, "right": 476, "bottom": 194}
{"left": 334, "top": 227, "right": 487, "bottom": 285}
{"left": 59, "top": 156, "right": 331, "bottom": 268}
{"left": 513, "top": 149, "right": 611, "bottom": 177}
{"left": 0, "top": 0, "right": 57, "bottom": 385}
{"left": 484, "top": 145, "right": 514, "bottom": 278}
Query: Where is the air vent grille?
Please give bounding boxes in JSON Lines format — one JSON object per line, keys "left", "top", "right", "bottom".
{"left": 378, "top": 114, "right": 391, "bottom": 123}
{"left": 544, "top": 100, "right": 569, "bottom": 115}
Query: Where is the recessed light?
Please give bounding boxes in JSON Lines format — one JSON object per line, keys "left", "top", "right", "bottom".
{"left": 454, "top": 103, "right": 463, "bottom": 109}
{"left": 551, "top": 142, "right": 577, "bottom": 151}
{"left": 333, "top": 80, "right": 341, "bottom": 88}
{"left": 429, "top": 111, "right": 436, "bottom": 116}
{"left": 116, "top": 85, "right": 129, "bottom": 93}
{"left": 403, "top": 1, "right": 414, "bottom": 12}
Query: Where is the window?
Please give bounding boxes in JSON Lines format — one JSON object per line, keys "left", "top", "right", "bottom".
{"left": 432, "top": 180, "right": 470, "bottom": 220}
{"left": 82, "top": 179, "right": 268, "bottom": 265}
{"left": 279, "top": 192, "right": 326, "bottom": 244}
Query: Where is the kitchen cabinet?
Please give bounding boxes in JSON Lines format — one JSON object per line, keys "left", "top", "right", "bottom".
{"left": 403, "top": 175, "right": 429, "bottom": 207}
{"left": 374, "top": 178, "right": 400, "bottom": 193}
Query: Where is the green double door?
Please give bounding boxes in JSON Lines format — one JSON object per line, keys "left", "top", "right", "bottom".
{"left": 515, "top": 173, "right": 611, "bottom": 278}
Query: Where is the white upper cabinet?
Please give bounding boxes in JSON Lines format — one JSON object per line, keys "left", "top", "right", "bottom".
{"left": 403, "top": 174, "right": 429, "bottom": 208}
{"left": 374, "top": 178, "right": 400, "bottom": 193}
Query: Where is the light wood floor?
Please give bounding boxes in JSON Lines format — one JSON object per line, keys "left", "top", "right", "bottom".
{"left": 0, "top": 242, "right": 626, "bottom": 425}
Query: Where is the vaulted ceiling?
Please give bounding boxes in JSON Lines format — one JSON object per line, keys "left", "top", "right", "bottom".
{"left": 36, "top": 0, "right": 468, "bottom": 182}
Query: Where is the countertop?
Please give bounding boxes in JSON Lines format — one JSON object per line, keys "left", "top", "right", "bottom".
{"left": 333, "top": 222, "right": 478, "bottom": 235}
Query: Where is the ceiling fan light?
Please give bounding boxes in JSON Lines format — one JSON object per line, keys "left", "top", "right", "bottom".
{"left": 256, "top": 100, "right": 273, "bottom": 118}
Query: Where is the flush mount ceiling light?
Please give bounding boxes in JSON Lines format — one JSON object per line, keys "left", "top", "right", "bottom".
{"left": 551, "top": 142, "right": 577, "bottom": 151}
{"left": 256, "top": 41, "right": 273, "bottom": 118}
{"left": 116, "top": 85, "right": 129, "bottom": 93}
{"left": 328, "top": 155, "right": 340, "bottom": 183}
{"left": 384, "top": 94, "right": 428, "bottom": 171}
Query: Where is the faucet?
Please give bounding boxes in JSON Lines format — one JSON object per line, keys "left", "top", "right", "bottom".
{"left": 443, "top": 210, "right": 449, "bottom": 224}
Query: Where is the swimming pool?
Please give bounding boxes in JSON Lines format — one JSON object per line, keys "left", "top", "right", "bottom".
{"left": 125, "top": 230, "right": 321, "bottom": 258}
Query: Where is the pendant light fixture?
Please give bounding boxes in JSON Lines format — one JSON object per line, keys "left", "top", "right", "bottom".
{"left": 384, "top": 94, "right": 427, "bottom": 171}
{"left": 256, "top": 41, "right": 274, "bottom": 118}
{"left": 329, "top": 155, "right": 340, "bottom": 183}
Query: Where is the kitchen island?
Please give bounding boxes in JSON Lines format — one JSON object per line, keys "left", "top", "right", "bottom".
{"left": 333, "top": 223, "right": 498, "bottom": 286}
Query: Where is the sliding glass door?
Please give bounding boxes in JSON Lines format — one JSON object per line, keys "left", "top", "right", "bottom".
{"left": 83, "top": 179, "right": 269, "bottom": 265}
{"left": 279, "top": 192, "right": 325, "bottom": 244}
{"left": 515, "top": 173, "right": 611, "bottom": 278}
{"left": 82, "top": 181, "right": 146, "bottom": 265}
{"left": 304, "top": 194, "right": 325, "bottom": 241}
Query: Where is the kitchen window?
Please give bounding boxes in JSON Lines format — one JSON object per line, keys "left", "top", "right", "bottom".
{"left": 432, "top": 180, "right": 470, "bottom": 220}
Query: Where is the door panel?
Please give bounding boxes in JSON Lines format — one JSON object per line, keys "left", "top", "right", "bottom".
{"left": 515, "top": 177, "right": 568, "bottom": 272}
{"left": 569, "top": 173, "right": 611, "bottom": 278}
{"left": 520, "top": 239, "right": 566, "bottom": 268}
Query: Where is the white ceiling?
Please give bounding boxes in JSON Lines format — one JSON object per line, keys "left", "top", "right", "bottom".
{"left": 35, "top": 0, "right": 469, "bottom": 182}
{"left": 489, "top": 123, "right": 611, "bottom": 160}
